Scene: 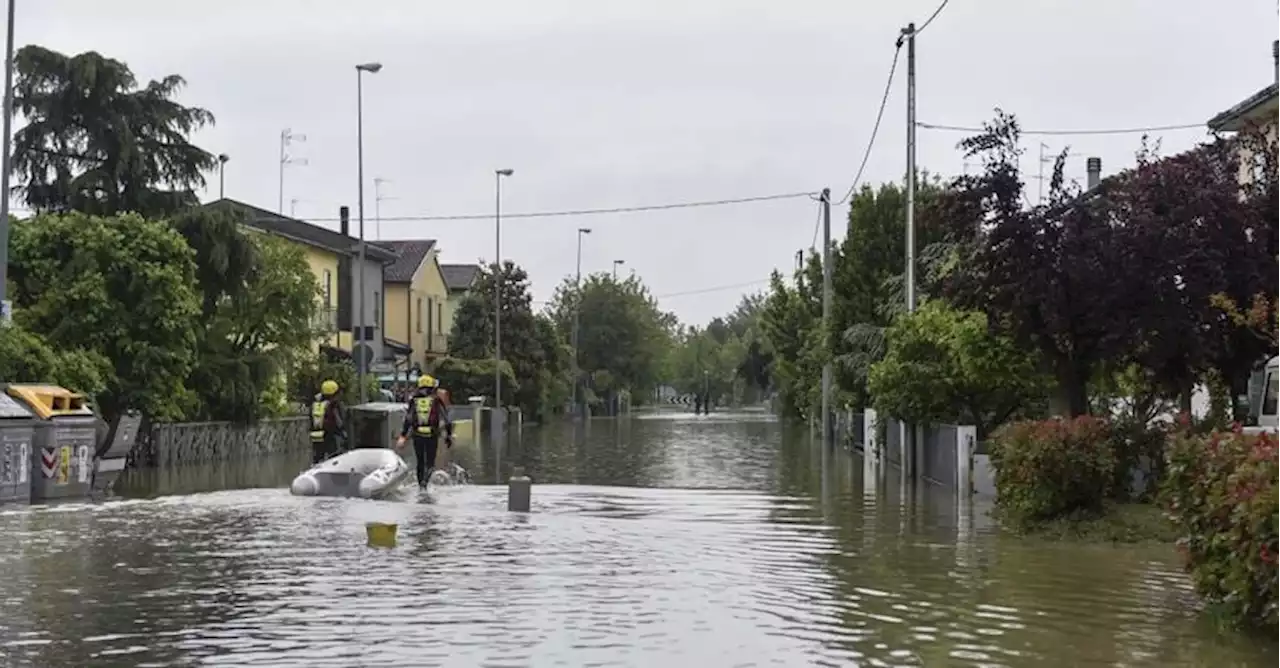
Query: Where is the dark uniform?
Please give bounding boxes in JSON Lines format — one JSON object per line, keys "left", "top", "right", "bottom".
{"left": 400, "top": 387, "right": 454, "bottom": 485}
{"left": 309, "top": 393, "right": 346, "bottom": 464}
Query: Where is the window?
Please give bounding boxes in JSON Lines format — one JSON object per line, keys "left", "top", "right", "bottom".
{"left": 416, "top": 298, "right": 423, "bottom": 333}
{"left": 427, "top": 298, "right": 434, "bottom": 338}
{"left": 373, "top": 291, "right": 381, "bottom": 332}
{"left": 322, "top": 269, "right": 332, "bottom": 309}
{"left": 437, "top": 303, "right": 443, "bottom": 335}
{"left": 1263, "top": 371, "right": 1278, "bottom": 418}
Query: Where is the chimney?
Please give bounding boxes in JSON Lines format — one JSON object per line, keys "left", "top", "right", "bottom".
{"left": 1273, "top": 40, "right": 1278, "bottom": 86}
{"left": 1086, "top": 157, "right": 1102, "bottom": 190}
{"left": 339, "top": 206, "right": 350, "bottom": 236}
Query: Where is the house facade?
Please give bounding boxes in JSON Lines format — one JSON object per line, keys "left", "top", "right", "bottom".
{"left": 207, "top": 199, "right": 398, "bottom": 370}
{"left": 379, "top": 240, "right": 452, "bottom": 371}
{"left": 440, "top": 263, "right": 481, "bottom": 342}
{"left": 1207, "top": 42, "right": 1279, "bottom": 185}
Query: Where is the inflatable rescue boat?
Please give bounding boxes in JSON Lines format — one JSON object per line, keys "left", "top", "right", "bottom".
{"left": 289, "top": 448, "right": 411, "bottom": 499}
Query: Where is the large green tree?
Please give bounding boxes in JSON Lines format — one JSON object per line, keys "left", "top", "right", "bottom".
{"left": 11, "top": 45, "right": 215, "bottom": 217}
{"left": 172, "top": 207, "right": 322, "bottom": 422}
{"left": 548, "top": 272, "right": 673, "bottom": 407}
{"left": 7, "top": 212, "right": 202, "bottom": 421}
{"left": 448, "top": 261, "right": 566, "bottom": 419}
{"left": 0, "top": 323, "right": 113, "bottom": 400}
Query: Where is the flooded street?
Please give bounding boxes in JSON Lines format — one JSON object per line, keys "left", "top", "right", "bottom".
{"left": 0, "top": 410, "right": 1273, "bottom": 667}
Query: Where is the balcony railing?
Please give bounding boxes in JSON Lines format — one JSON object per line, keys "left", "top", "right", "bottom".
{"left": 423, "top": 332, "right": 448, "bottom": 354}
{"left": 313, "top": 308, "right": 338, "bottom": 334}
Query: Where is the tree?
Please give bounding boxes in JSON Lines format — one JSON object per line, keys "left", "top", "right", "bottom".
{"left": 11, "top": 45, "right": 215, "bottom": 217}
{"left": 939, "top": 110, "right": 1136, "bottom": 416}
{"left": 448, "top": 261, "right": 565, "bottom": 419}
{"left": 7, "top": 212, "right": 202, "bottom": 421}
{"left": 867, "top": 300, "right": 1049, "bottom": 438}
{"left": 758, "top": 257, "right": 822, "bottom": 418}
{"left": 548, "top": 272, "right": 673, "bottom": 407}
{"left": 289, "top": 355, "right": 378, "bottom": 408}
{"left": 0, "top": 323, "right": 113, "bottom": 400}
{"left": 172, "top": 207, "right": 322, "bottom": 422}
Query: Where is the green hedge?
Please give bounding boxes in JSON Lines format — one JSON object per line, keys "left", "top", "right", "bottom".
{"left": 429, "top": 356, "right": 516, "bottom": 405}
{"left": 1164, "top": 427, "right": 1278, "bottom": 632}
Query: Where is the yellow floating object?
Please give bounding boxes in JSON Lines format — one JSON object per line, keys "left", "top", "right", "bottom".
{"left": 366, "top": 522, "right": 398, "bottom": 548}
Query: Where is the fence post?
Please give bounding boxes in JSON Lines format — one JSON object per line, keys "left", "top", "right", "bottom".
{"left": 955, "top": 425, "right": 977, "bottom": 496}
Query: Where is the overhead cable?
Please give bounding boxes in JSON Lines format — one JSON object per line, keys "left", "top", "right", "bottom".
{"left": 917, "top": 121, "right": 1206, "bottom": 136}
{"left": 835, "top": 41, "right": 903, "bottom": 205}
{"left": 913, "top": 0, "right": 952, "bottom": 36}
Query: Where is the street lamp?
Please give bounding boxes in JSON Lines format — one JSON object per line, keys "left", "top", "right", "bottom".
{"left": 354, "top": 60, "right": 382, "bottom": 405}
{"left": 0, "top": 0, "right": 18, "bottom": 313}
{"left": 572, "top": 227, "right": 592, "bottom": 415}
{"left": 217, "top": 154, "right": 230, "bottom": 199}
{"left": 612, "top": 259, "right": 625, "bottom": 280}
{"left": 494, "top": 168, "right": 514, "bottom": 415}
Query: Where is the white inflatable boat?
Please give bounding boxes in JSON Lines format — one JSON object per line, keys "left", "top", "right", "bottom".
{"left": 289, "top": 448, "right": 411, "bottom": 499}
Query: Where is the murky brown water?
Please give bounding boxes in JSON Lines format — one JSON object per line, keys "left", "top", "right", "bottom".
{"left": 0, "top": 409, "right": 1273, "bottom": 667}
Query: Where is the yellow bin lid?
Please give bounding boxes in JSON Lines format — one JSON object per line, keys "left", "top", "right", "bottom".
{"left": 4, "top": 384, "right": 93, "bottom": 420}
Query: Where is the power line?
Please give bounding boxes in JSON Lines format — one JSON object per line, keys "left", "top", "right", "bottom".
{"left": 835, "top": 41, "right": 903, "bottom": 205}
{"left": 299, "top": 191, "right": 817, "bottom": 223}
{"left": 654, "top": 279, "right": 772, "bottom": 299}
{"left": 918, "top": 121, "right": 1206, "bottom": 136}
{"left": 809, "top": 195, "right": 823, "bottom": 249}
{"left": 913, "top": 0, "right": 952, "bottom": 36}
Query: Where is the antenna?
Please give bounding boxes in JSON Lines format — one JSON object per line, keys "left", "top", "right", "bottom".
{"left": 373, "top": 177, "right": 397, "bottom": 240}
{"left": 278, "top": 128, "right": 309, "bottom": 214}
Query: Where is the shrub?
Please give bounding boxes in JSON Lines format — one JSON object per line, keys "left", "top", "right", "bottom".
{"left": 988, "top": 416, "right": 1117, "bottom": 526}
{"left": 1164, "top": 427, "right": 1278, "bottom": 632}
{"left": 429, "top": 356, "right": 516, "bottom": 406}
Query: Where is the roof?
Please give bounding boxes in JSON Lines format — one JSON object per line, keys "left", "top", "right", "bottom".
{"left": 1207, "top": 83, "right": 1279, "bottom": 131}
{"left": 204, "top": 198, "right": 398, "bottom": 263}
{"left": 376, "top": 239, "right": 437, "bottom": 283}
{"left": 441, "top": 264, "right": 481, "bottom": 292}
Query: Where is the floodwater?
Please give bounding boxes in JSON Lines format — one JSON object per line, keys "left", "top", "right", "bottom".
{"left": 0, "top": 409, "right": 1273, "bottom": 667}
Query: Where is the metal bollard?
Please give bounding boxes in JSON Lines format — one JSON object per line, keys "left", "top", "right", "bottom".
{"left": 507, "top": 466, "right": 531, "bottom": 512}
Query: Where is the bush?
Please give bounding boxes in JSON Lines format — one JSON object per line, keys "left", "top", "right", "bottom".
{"left": 0, "top": 323, "right": 113, "bottom": 400}
{"left": 429, "top": 356, "right": 516, "bottom": 406}
{"left": 988, "top": 416, "right": 1117, "bottom": 526}
{"left": 1164, "top": 427, "right": 1278, "bottom": 632}
{"left": 288, "top": 355, "right": 378, "bottom": 408}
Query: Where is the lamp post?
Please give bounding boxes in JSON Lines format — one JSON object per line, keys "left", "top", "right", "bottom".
{"left": 612, "top": 259, "right": 625, "bottom": 280}
{"left": 355, "top": 61, "right": 382, "bottom": 405}
{"left": 217, "top": 154, "right": 229, "bottom": 199}
{"left": 0, "top": 0, "right": 17, "bottom": 315}
{"left": 494, "top": 168, "right": 514, "bottom": 416}
{"left": 572, "top": 227, "right": 592, "bottom": 416}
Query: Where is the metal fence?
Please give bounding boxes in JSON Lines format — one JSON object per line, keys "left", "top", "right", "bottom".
{"left": 129, "top": 416, "right": 309, "bottom": 469}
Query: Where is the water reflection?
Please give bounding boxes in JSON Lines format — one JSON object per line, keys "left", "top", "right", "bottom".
{"left": 0, "top": 409, "right": 1272, "bottom": 667}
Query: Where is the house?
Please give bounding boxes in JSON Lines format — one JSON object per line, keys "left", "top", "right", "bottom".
{"left": 1207, "top": 40, "right": 1279, "bottom": 185}
{"left": 204, "top": 198, "right": 399, "bottom": 371}
{"left": 440, "top": 263, "right": 481, "bottom": 340}
{"left": 377, "top": 239, "right": 452, "bottom": 371}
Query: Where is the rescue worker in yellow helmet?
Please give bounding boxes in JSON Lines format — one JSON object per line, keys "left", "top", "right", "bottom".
{"left": 309, "top": 379, "right": 346, "bottom": 464}
{"left": 395, "top": 374, "right": 453, "bottom": 487}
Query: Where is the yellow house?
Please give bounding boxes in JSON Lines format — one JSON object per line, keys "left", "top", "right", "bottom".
{"left": 378, "top": 239, "right": 452, "bottom": 371}
{"left": 205, "top": 198, "right": 399, "bottom": 361}
{"left": 440, "top": 263, "right": 481, "bottom": 339}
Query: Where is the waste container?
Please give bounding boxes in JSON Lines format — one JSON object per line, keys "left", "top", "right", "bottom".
{"left": 349, "top": 402, "right": 407, "bottom": 450}
{"left": 91, "top": 411, "right": 144, "bottom": 499}
{"left": 0, "top": 392, "right": 35, "bottom": 506}
{"left": 5, "top": 384, "right": 99, "bottom": 502}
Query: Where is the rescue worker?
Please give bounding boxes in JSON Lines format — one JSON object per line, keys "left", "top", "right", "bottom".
{"left": 395, "top": 374, "right": 454, "bottom": 487}
{"left": 310, "top": 379, "right": 346, "bottom": 464}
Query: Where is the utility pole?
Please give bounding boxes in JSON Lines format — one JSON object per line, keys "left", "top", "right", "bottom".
{"left": 820, "top": 188, "right": 833, "bottom": 451}
{"left": 902, "top": 21, "right": 918, "bottom": 480}
{"left": 572, "top": 227, "right": 591, "bottom": 417}
{"left": 494, "top": 169, "right": 514, "bottom": 418}
{"left": 0, "top": 0, "right": 16, "bottom": 322}
{"left": 1037, "top": 142, "right": 1049, "bottom": 205}
{"left": 278, "top": 129, "right": 307, "bottom": 214}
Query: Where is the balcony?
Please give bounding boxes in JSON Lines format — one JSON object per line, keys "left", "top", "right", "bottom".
{"left": 313, "top": 308, "right": 338, "bottom": 334}
{"left": 423, "top": 332, "right": 448, "bottom": 354}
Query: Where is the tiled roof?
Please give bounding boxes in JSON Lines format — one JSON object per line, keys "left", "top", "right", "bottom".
{"left": 204, "top": 198, "right": 398, "bottom": 263}
{"left": 1207, "top": 83, "right": 1279, "bottom": 131}
{"left": 441, "top": 264, "right": 481, "bottom": 291}
{"left": 378, "top": 239, "right": 437, "bottom": 283}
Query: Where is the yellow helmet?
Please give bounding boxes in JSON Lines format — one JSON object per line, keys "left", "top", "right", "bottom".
{"left": 417, "top": 374, "right": 438, "bottom": 389}
{"left": 320, "top": 379, "right": 339, "bottom": 396}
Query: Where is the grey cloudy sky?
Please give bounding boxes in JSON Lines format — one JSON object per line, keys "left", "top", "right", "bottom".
{"left": 22, "top": 0, "right": 1279, "bottom": 324}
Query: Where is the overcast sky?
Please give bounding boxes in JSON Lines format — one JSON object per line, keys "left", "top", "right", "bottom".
{"left": 21, "top": 0, "right": 1279, "bottom": 324}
